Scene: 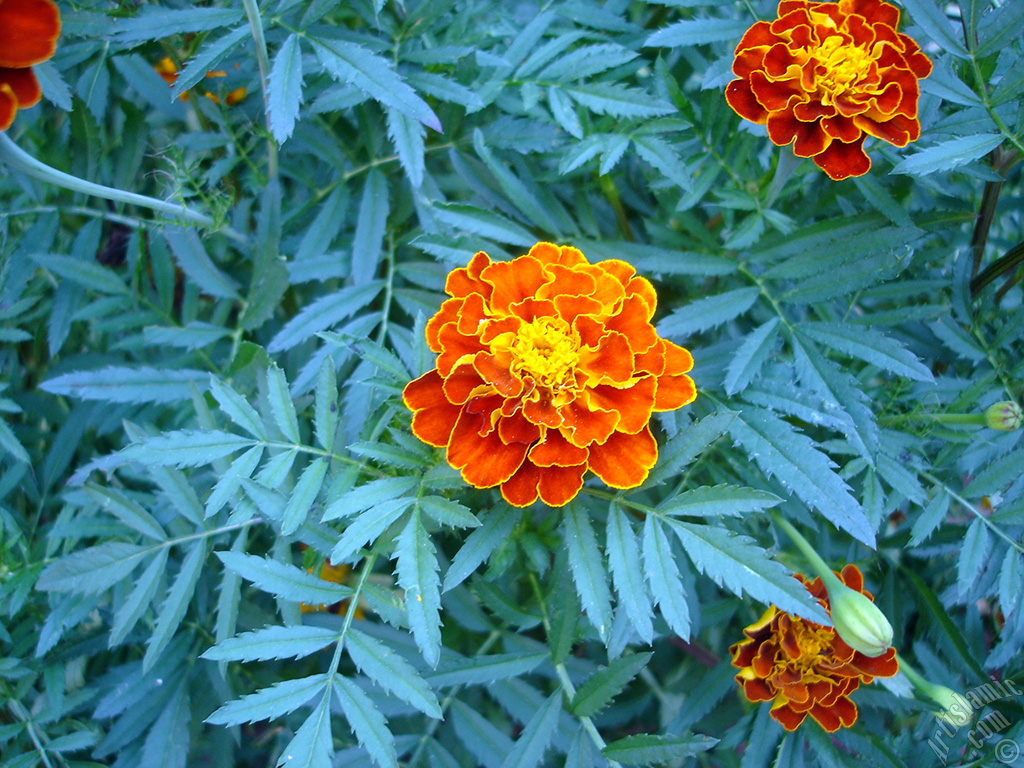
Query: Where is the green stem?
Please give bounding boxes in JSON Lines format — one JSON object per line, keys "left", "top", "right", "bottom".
{"left": 921, "top": 472, "right": 1024, "bottom": 556}
{"left": 768, "top": 513, "right": 844, "bottom": 598}
{"left": 0, "top": 134, "right": 246, "bottom": 243}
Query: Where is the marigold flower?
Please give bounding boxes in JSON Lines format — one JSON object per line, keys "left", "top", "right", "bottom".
{"left": 155, "top": 57, "right": 247, "bottom": 106}
{"left": 730, "top": 564, "right": 899, "bottom": 732}
{"left": 724, "top": 0, "right": 932, "bottom": 180}
{"left": 0, "top": 0, "right": 61, "bottom": 132}
{"left": 403, "top": 242, "right": 696, "bottom": 507}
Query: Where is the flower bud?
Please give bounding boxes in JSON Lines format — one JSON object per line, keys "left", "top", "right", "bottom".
{"left": 826, "top": 578, "right": 894, "bottom": 658}
{"left": 899, "top": 658, "right": 973, "bottom": 726}
{"left": 985, "top": 401, "right": 1023, "bottom": 431}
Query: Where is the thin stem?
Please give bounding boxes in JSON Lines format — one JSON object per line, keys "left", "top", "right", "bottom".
{"left": 922, "top": 472, "right": 1024, "bottom": 556}
{"left": 969, "top": 178, "right": 1003, "bottom": 278}
{"left": 240, "top": 0, "right": 279, "bottom": 180}
{"left": 0, "top": 134, "right": 247, "bottom": 243}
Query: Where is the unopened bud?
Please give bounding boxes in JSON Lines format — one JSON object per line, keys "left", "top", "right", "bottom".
{"left": 826, "top": 578, "right": 894, "bottom": 658}
{"left": 899, "top": 658, "right": 972, "bottom": 726}
{"left": 985, "top": 401, "right": 1023, "bottom": 431}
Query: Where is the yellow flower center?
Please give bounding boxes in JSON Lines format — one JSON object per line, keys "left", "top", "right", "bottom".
{"left": 788, "top": 621, "right": 834, "bottom": 671}
{"left": 509, "top": 317, "right": 580, "bottom": 392}
{"left": 811, "top": 35, "right": 874, "bottom": 101}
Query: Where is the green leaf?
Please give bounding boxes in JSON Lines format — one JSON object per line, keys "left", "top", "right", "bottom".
{"left": 892, "top": 134, "right": 1003, "bottom": 176}
{"left": 562, "top": 502, "right": 613, "bottom": 642}
{"left": 85, "top": 484, "right": 167, "bottom": 540}
{"left": 602, "top": 733, "right": 718, "bottom": 765}
{"left": 909, "top": 492, "right": 950, "bottom": 547}
{"left": 330, "top": 497, "right": 415, "bottom": 562}
{"left": 499, "top": 690, "right": 562, "bottom": 768}
{"left": 899, "top": 0, "right": 969, "bottom": 57}
{"left": 42, "top": 367, "right": 211, "bottom": 404}
{"left": 728, "top": 407, "right": 875, "bottom": 547}
{"left": 37, "top": 542, "right": 148, "bottom": 594}
{"left": 202, "top": 625, "right": 339, "bottom": 662}
{"left": 998, "top": 549, "right": 1023, "bottom": 618}
{"left": 644, "top": 18, "right": 751, "bottom": 46}
{"left": 797, "top": 322, "right": 934, "bottom": 382}
{"left": 418, "top": 496, "right": 480, "bottom": 529}
{"left": 210, "top": 377, "right": 267, "bottom": 439}
{"left": 267, "top": 281, "right": 384, "bottom": 353}
{"left": 172, "top": 25, "right": 249, "bottom": 98}
{"left": 351, "top": 169, "right": 390, "bottom": 285}
{"left": 217, "top": 551, "right": 353, "bottom": 605}
{"left": 311, "top": 36, "right": 440, "bottom": 132}
{"left": 647, "top": 410, "right": 736, "bottom": 486}
{"left": 396, "top": 510, "right": 442, "bottom": 667}
{"left": 563, "top": 82, "right": 675, "bottom": 119}
{"left": 313, "top": 357, "right": 339, "bottom": 451}
{"left": 346, "top": 627, "right": 442, "bottom": 718}
{"left": 31, "top": 253, "right": 129, "bottom": 295}
{"left": 115, "top": 6, "right": 244, "bottom": 47}
{"left": 282, "top": 458, "right": 327, "bottom": 536}
{"left": 658, "top": 485, "right": 783, "bottom": 518}
{"left": 956, "top": 518, "right": 991, "bottom": 593}
{"left": 144, "top": 541, "right": 206, "bottom": 670}
{"left": 386, "top": 106, "right": 426, "bottom": 188}
{"left": 205, "top": 446, "right": 263, "bottom": 518}
{"left": 571, "top": 652, "right": 652, "bottom": 717}
{"left": 724, "top": 317, "right": 781, "bottom": 395}
{"left": 536, "top": 43, "right": 638, "bottom": 81}
{"left": 966, "top": 448, "right": 1024, "bottom": 497}
{"left": 427, "top": 652, "right": 547, "bottom": 688}
{"left": 276, "top": 691, "right": 332, "bottom": 768}
{"left": 667, "top": 520, "right": 830, "bottom": 624}
{"left": 268, "top": 34, "right": 304, "bottom": 143}
{"left": 658, "top": 287, "right": 759, "bottom": 339}
{"left": 163, "top": 230, "right": 241, "bottom": 299}
{"left": 443, "top": 506, "right": 519, "bottom": 591}
{"left": 266, "top": 364, "right": 300, "bottom": 443}
{"left": 432, "top": 203, "right": 536, "bottom": 247}
{"left": 121, "top": 430, "right": 256, "bottom": 467}
{"left": 332, "top": 676, "right": 398, "bottom": 768}
{"left": 207, "top": 674, "right": 328, "bottom": 726}
{"left": 606, "top": 506, "right": 654, "bottom": 644}
{"left": 451, "top": 700, "right": 513, "bottom": 768}
{"left": 321, "top": 476, "right": 419, "bottom": 522}
{"left": 642, "top": 517, "right": 691, "bottom": 639}
{"left": 110, "top": 548, "right": 169, "bottom": 646}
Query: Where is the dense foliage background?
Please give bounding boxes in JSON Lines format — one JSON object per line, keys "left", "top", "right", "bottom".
{"left": 1, "top": 0, "right": 1023, "bottom": 766}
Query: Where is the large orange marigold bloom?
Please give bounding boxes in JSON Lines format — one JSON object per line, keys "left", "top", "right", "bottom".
{"left": 730, "top": 565, "right": 899, "bottom": 732}
{"left": 0, "top": 0, "right": 61, "bottom": 132}
{"left": 725, "top": 0, "right": 932, "bottom": 180}
{"left": 403, "top": 242, "right": 696, "bottom": 507}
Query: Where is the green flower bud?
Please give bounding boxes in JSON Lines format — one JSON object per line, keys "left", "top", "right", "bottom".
{"left": 985, "top": 401, "right": 1023, "bottom": 431}
{"left": 826, "top": 577, "right": 894, "bottom": 658}
{"left": 899, "top": 658, "right": 972, "bottom": 726}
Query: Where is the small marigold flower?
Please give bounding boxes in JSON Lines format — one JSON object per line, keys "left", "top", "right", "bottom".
{"left": 724, "top": 0, "right": 932, "bottom": 180}
{"left": 403, "top": 242, "right": 696, "bottom": 507}
{"left": 0, "top": 0, "right": 61, "bottom": 132}
{"left": 730, "top": 564, "right": 899, "bottom": 732}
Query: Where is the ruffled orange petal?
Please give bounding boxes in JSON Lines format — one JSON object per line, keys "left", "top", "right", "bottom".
{"left": 537, "top": 463, "right": 587, "bottom": 506}
{"left": 447, "top": 409, "right": 529, "bottom": 487}
{"left": 0, "top": 0, "right": 61, "bottom": 69}
{"left": 0, "top": 85, "right": 16, "bottom": 131}
{"left": 0, "top": 66, "right": 41, "bottom": 108}
{"left": 404, "top": 370, "right": 462, "bottom": 447}
{"left": 813, "top": 137, "right": 871, "bottom": 180}
{"left": 587, "top": 427, "right": 657, "bottom": 488}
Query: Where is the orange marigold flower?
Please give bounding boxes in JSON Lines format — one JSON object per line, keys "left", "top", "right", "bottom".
{"left": 730, "top": 564, "right": 899, "bottom": 732}
{"left": 724, "top": 0, "right": 932, "bottom": 180}
{"left": 0, "top": 0, "right": 61, "bottom": 132}
{"left": 403, "top": 242, "right": 696, "bottom": 507}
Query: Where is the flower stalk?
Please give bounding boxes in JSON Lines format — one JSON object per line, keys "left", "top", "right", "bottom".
{"left": 898, "top": 655, "right": 972, "bottom": 726}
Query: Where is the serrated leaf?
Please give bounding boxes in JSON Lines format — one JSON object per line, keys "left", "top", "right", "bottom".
{"left": 571, "top": 652, "right": 652, "bottom": 718}
{"left": 31, "top": 253, "right": 129, "bottom": 295}
{"left": 396, "top": 510, "right": 442, "bottom": 667}
{"left": 536, "top": 43, "right": 638, "bottom": 81}
{"left": 606, "top": 506, "right": 654, "bottom": 643}
{"left": 644, "top": 17, "right": 751, "bottom": 47}
{"left": 797, "top": 322, "right": 933, "bottom": 382}
{"left": 313, "top": 357, "right": 338, "bottom": 451}
{"left": 210, "top": 377, "right": 267, "bottom": 439}
{"left": 351, "top": 169, "right": 389, "bottom": 285}
{"left": 37, "top": 542, "right": 148, "bottom": 594}
{"left": 115, "top": 6, "right": 244, "bottom": 46}
{"left": 725, "top": 317, "right": 781, "bottom": 395}
{"left": 282, "top": 458, "right": 327, "bottom": 536}
{"left": 966, "top": 448, "right": 1024, "bottom": 497}
{"left": 548, "top": 86, "right": 582, "bottom": 138}
{"left": 207, "top": 674, "right": 328, "bottom": 726}
{"left": 998, "top": 550, "right": 1023, "bottom": 617}
{"left": 121, "top": 430, "right": 256, "bottom": 467}
{"left": 110, "top": 548, "right": 169, "bottom": 646}
{"left": 899, "top": 0, "right": 970, "bottom": 58}
{"left": 956, "top": 518, "right": 991, "bottom": 593}
{"left": 85, "top": 484, "right": 167, "bottom": 540}
{"left": 642, "top": 517, "right": 691, "bottom": 639}
{"left": 202, "top": 625, "right": 338, "bottom": 662}
{"left": 892, "top": 134, "right": 1003, "bottom": 176}
{"left": 657, "top": 485, "right": 783, "bottom": 517}
{"left": 267, "top": 281, "right": 384, "bottom": 353}
{"left": 728, "top": 407, "right": 874, "bottom": 546}
{"left": 207, "top": 446, "right": 264, "bottom": 518}
{"left": 451, "top": 700, "right": 513, "bottom": 768}
{"left": 667, "top": 520, "right": 830, "bottom": 623}
{"left": 564, "top": 82, "right": 675, "bottom": 119}
{"left": 217, "top": 551, "right": 353, "bottom": 605}
{"left": 499, "top": 690, "right": 562, "bottom": 768}
{"left": 603, "top": 733, "right": 718, "bottom": 765}
{"left": 909, "top": 492, "right": 950, "bottom": 547}
{"left": 268, "top": 34, "right": 304, "bottom": 143}
{"left": 563, "top": 502, "right": 613, "bottom": 643}
{"left": 163, "top": 229, "right": 240, "bottom": 299}
{"left": 265, "top": 364, "right": 300, "bottom": 442}
{"left": 276, "top": 691, "right": 332, "bottom": 768}
{"left": 386, "top": 106, "right": 426, "bottom": 188}
{"left": 332, "top": 676, "right": 398, "bottom": 768}
{"left": 346, "top": 627, "right": 442, "bottom": 718}
{"left": 321, "top": 476, "right": 419, "bottom": 522}
{"left": 418, "top": 496, "right": 480, "bottom": 529}
{"left": 432, "top": 203, "right": 536, "bottom": 247}
{"left": 443, "top": 506, "right": 519, "bottom": 591}
{"left": 144, "top": 541, "right": 206, "bottom": 670}
{"left": 320, "top": 332, "right": 409, "bottom": 381}
{"left": 658, "top": 287, "right": 759, "bottom": 339}
{"left": 426, "top": 652, "right": 548, "bottom": 688}
{"left": 42, "top": 367, "right": 211, "bottom": 404}
{"left": 172, "top": 25, "right": 249, "bottom": 97}
{"left": 647, "top": 410, "right": 736, "bottom": 486}
{"left": 331, "top": 497, "right": 415, "bottom": 562}
{"left": 312, "top": 36, "right": 440, "bottom": 131}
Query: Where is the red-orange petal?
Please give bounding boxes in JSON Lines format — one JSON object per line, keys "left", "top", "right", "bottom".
{"left": 0, "top": 84, "right": 16, "bottom": 131}
{"left": 447, "top": 409, "right": 528, "bottom": 487}
{"left": 537, "top": 463, "right": 587, "bottom": 506}
{"left": 403, "top": 370, "right": 462, "bottom": 448}
{"left": 483, "top": 255, "right": 548, "bottom": 314}
{"left": 767, "top": 110, "right": 831, "bottom": 157}
{"left": 446, "top": 251, "right": 493, "bottom": 299}
{"left": 770, "top": 702, "right": 806, "bottom": 731}
{"left": 587, "top": 427, "right": 657, "bottom": 489}
{"left": 501, "top": 461, "right": 541, "bottom": 506}
{"left": 725, "top": 79, "right": 769, "bottom": 124}
{"left": 0, "top": 0, "right": 61, "bottom": 69}
{"left": 0, "top": 66, "right": 41, "bottom": 108}
{"left": 528, "top": 429, "right": 588, "bottom": 467}
{"left": 813, "top": 136, "right": 871, "bottom": 180}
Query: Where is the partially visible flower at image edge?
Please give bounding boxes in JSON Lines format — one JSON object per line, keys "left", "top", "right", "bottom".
{"left": 730, "top": 564, "right": 899, "bottom": 732}
{"left": 725, "top": 0, "right": 932, "bottom": 180}
{"left": 155, "top": 57, "right": 247, "bottom": 107}
{"left": 403, "top": 242, "right": 696, "bottom": 507}
{"left": 0, "top": 0, "right": 61, "bottom": 132}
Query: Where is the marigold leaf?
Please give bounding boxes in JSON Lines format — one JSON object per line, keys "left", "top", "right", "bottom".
{"left": 563, "top": 82, "right": 675, "bottom": 119}
{"left": 658, "top": 287, "right": 759, "bottom": 339}
{"left": 562, "top": 502, "right": 613, "bottom": 643}
{"left": 602, "top": 733, "right": 718, "bottom": 765}
{"left": 282, "top": 458, "right": 327, "bottom": 536}
{"left": 209, "top": 377, "right": 267, "bottom": 439}
{"left": 42, "top": 367, "right": 211, "bottom": 405}
{"left": 396, "top": 510, "right": 443, "bottom": 667}
{"left": 443, "top": 506, "right": 519, "bottom": 591}
{"left": 892, "top": 134, "right": 1004, "bottom": 176}
{"left": 172, "top": 25, "right": 249, "bottom": 98}
{"left": 426, "top": 652, "right": 548, "bottom": 688}
{"left": 642, "top": 516, "right": 691, "bottom": 639}
{"left": 144, "top": 541, "right": 206, "bottom": 671}
{"left": 163, "top": 230, "right": 241, "bottom": 300}
{"left": 217, "top": 551, "right": 353, "bottom": 605}
{"left": 606, "top": 506, "right": 654, "bottom": 643}
{"left": 797, "top": 322, "right": 934, "bottom": 382}
{"left": 899, "top": 0, "right": 970, "bottom": 58}
{"left": 332, "top": 676, "right": 398, "bottom": 768}
{"left": 207, "top": 674, "right": 328, "bottom": 726}
{"left": 267, "top": 282, "right": 385, "bottom": 353}
{"left": 644, "top": 18, "right": 751, "bottom": 47}
{"left": 724, "top": 318, "right": 782, "bottom": 395}
{"left": 202, "top": 625, "right": 339, "bottom": 663}
{"left": 276, "top": 692, "right": 333, "bottom": 768}
{"left": 499, "top": 690, "right": 562, "bottom": 768}
{"left": 571, "top": 652, "right": 652, "bottom": 717}
{"left": 115, "top": 6, "right": 244, "bottom": 47}
{"left": 346, "top": 627, "right": 442, "bottom": 718}
{"left": 110, "top": 548, "right": 169, "bottom": 646}
{"left": 451, "top": 700, "right": 513, "bottom": 768}
{"left": 37, "top": 542, "right": 148, "bottom": 594}
{"left": 957, "top": 518, "right": 991, "bottom": 594}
